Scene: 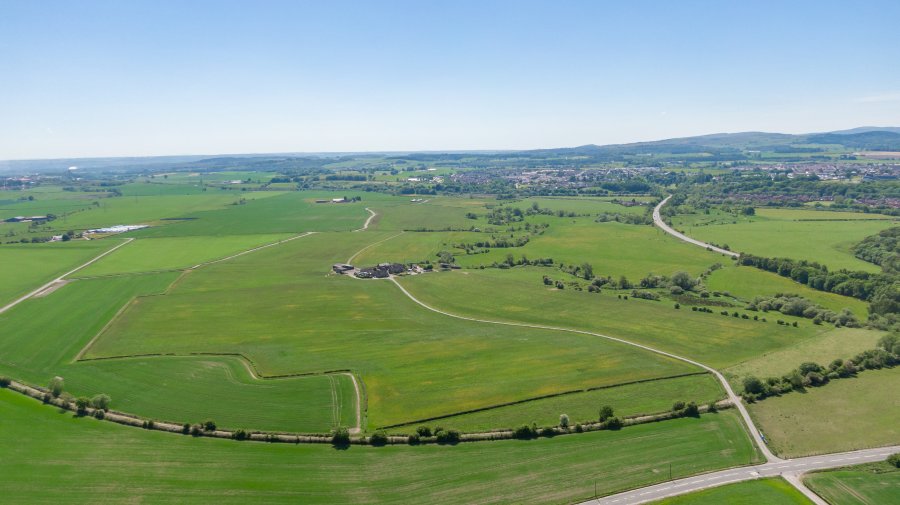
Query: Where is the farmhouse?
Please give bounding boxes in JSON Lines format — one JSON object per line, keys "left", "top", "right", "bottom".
{"left": 354, "top": 262, "right": 407, "bottom": 279}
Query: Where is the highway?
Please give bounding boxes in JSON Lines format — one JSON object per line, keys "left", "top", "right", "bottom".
{"left": 579, "top": 445, "right": 899, "bottom": 505}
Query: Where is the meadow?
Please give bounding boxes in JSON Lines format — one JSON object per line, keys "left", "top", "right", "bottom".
{"left": 0, "top": 389, "right": 759, "bottom": 505}
{"left": 651, "top": 478, "right": 812, "bottom": 505}
{"left": 670, "top": 208, "right": 896, "bottom": 272}
{"left": 805, "top": 461, "right": 900, "bottom": 505}
{"left": 748, "top": 367, "right": 900, "bottom": 457}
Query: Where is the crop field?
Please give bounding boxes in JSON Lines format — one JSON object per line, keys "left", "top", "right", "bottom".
{"left": 0, "top": 239, "right": 116, "bottom": 305}
{"left": 805, "top": 461, "right": 900, "bottom": 505}
{"left": 392, "top": 373, "right": 724, "bottom": 433}
{"left": 706, "top": 265, "right": 869, "bottom": 317}
{"left": 0, "top": 389, "right": 759, "bottom": 504}
{"left": 651, "top": 478, "right": 813, "bottom": 505}
{"left": 75, "top": 233, "right": 294, "bottom": 276}
{"left": 83, "top": 232, "right": 699, "bottom": 429}
{"left": 670, "top": 208, "right": 896, "bottom": 271}
{"left": 397, "top": 267, "right": 835, "bottom": 368}
{"left": 748, "top": 367, "right": 900, "bottom": 457}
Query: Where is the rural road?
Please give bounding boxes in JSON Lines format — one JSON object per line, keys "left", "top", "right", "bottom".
{"left": 0, "top": 237, "right": 134, "bottom": 315}
{"left": 652, "top": 196, "right": 739, "bottom": 258}
{"left": 389, "top": 277, "right": 779, "bottom": 463}
{"left": 579, "top": 445, "right": 899, "bottom": 505}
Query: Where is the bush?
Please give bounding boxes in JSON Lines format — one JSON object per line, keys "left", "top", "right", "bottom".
{"left": 683, "top": 402, "right": 700, "bottom": 417}
{"left": 49, "top": 376, "right": 64, "bottom": 398}
{"left": 674, "top": 303, "right": 680, "bottom": 309}
{"left": 74, "top": 397, "right": 90, "bottom": 416}
{"left": 513, "top": 424, "right": 537, "bottom": 439}
{"left": 416, "top": 426, "right": 432, "bottom": 437}
{"left": 332, "top": 427, "right": 351, "bottom": 447}
{"left": 182, "top": 423, "right": 190, "bottom": 434}
{"left": 539, "top": 427, "right": 556, "bottom": 437}
{"left": 559, "top": 414, "right": 569, "bottom": 428}
{"left": 407, "top": 433, "right": 420, "bottom": 445}
{"left": 436, "top": 429, "right": 460, "bottom": 444}
{"left": 203, "top": 419, "right": 217, "bottom": 432}
{"left": 0, "top": 376, "right": 10, "bottom": 388}
{"left": 369, "top": 431, "right": 389, "bottom": 446}
{"left": 707, "top": 402, "right": 718, "bottom": 413}
{"left": 672, "top": 401, "right": 686, "bottom": 411}
{"left": 90, "top": 394, "right": 111, "bottom": 411}
{"left": 604, "top": 417, "right": 623, "bottom": 430}
{"left": 232, "top": 429, "right": 249, "bottom": 441}
{"left": 93, "top": 409, "right": 105, "bottom": 420}
{"left": 574, "top": 424, "right": 583, "bottom": 433}
{"left": 888, "top": 453, "right": 900, "bottom": 468}
{"left": 190, "top": 424, "right": 203, "bottom": 437}
{"left": 598, "top": 405, "right": 614, "bottom": 422}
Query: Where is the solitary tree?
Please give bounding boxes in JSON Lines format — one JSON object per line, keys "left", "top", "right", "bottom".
{"left": 559, "top": 414, "right": 570, "bottom": 428}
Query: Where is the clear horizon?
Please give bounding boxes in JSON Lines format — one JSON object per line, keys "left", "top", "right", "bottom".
{"left": 2, "top": 0, "right": 899, "bottom": 160}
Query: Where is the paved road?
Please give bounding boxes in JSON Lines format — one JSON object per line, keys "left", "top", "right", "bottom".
{"left": 652, "top": 196, "right": 738, "bottom": 258}
{"left": 580, "top": 445, "right": 899, "bottom": 505}
{"left": 389, "top": 277, "right": 779, "bottom": 463}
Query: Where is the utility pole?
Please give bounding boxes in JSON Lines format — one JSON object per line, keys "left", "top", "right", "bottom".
{"left": 669, "top": 462, "right": 672, "bottom": 481}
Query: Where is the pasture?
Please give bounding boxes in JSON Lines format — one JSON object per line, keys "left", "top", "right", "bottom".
{"left": 805, "top": 461, "right": 900, "bottom": 505}
{"left": 748, "top": 367, "right": 900, "bottom": 457}
{"left": 670, "top": 208, "right": 896, "bottom": 272}
{"left": 0, "top": 389, "right": 759, "bottom": 505}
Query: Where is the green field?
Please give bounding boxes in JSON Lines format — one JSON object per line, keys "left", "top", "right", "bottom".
{"left": 706, "top": 265, "right": 869, "bottom": 318}
{"left": 397, "top": 266, "right": 833, "bottom": 368}
{"left": 805, "top": 461, "right": 900, "bottom": 505}
{"left": 0, "top": 239, "right": 116, "bottom": 305}
{"left": 0, "top": 389, "right": 759, "bottom": 504}
{"left": 650, "top": 478, "right": 813, "bottom": 504}
{"left": 670, "top": 208, "right": 896, "bottom": 272}
{"left": 75, "top": 233, "right": 293, "bottom": 276}
{"left": 725, "top": 328, "right": 884, "bottom": 385}
{"left": 748, "top": 367, "right": 900, "bottom": 457}
{"left": 391, "top": 373, "right": 724, "bottom": 433}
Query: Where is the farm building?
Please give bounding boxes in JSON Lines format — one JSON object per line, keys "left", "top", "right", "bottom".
{"left": 332, "top": 263, "right": 354, "bottom": 274}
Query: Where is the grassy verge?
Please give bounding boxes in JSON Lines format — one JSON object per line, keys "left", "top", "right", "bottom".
{"left": 650, "top": 477, "right": 813, "bottom": 504}
{"left": 804, "top": 460, "right": 900, "bottom": 505}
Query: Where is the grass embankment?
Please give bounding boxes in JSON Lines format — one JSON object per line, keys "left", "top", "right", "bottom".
{"left": 670, "top": 208, "right": 895, "bottom": 272}
{"left": 0, "top": 389, "right": 759, "bottom": 504}
{"left": 748, "top": 367, "right": 900, "bottom": 457}
{"left": 649, "top": 478, "right": 813, "bottom": 504}
{"left": 805, "top": 460, "right": 900, "bottom": 505}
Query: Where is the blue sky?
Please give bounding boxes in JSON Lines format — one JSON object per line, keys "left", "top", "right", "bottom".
{"left": 2, "top": 0, "right": 899, "bottom": 159}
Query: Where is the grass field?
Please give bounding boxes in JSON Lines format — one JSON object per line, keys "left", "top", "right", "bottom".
{"left": 75, "top": 233, "right": 293, "bottom": 276}
{"left": 650, "top": 478, "right": 813, "bottom": 504}
{"left": 0, "top": 272, "right": 350, "bottom": 432}
{"left": 804, "top": 461, "right": 900, "bottom": 505}
{"left": 706, "top": 265, "right": 869, "bottom": 318}
{"left": 397, "top": 267, "right": 835, "bottom": 368}
{"left": 390, "top": 373, "right": 724, "bottom": 433}
{"left": 61, "top": 232, "right": 698, "bottom": 429}
{"left": 0, "top": 239, "right": 116, "bottom": 305}
{"left": 670, "top": 208, "right": 896, "bottom": 272}
{"left": 725, "top": 328, "right": 884, "bottom": 385}
{"left": 0, "top": 389, "right": 759, "bottom": 504}
{"left": 748, "top": 367, "right": 900, "bottom": 458}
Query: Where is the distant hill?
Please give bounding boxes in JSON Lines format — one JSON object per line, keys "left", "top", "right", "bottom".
{"left": 806, "top": 131, "right": 900, "bottom": 150}
{"left": 826, "top": 126, "right": 900, "bottom": 135}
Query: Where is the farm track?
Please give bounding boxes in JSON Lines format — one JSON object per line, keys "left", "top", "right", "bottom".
{"left": 353, "top": 207, "right": 378, "bottom": 232}
{"left": 652, "top": 196, "right": 739, "bottom": 258}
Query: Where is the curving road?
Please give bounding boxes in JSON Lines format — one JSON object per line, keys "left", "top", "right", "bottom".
{"left": 389, "top": 277, "right": 779, "bottom": 462}
{"left": 579, "top": 445, "right": 899, "bottom": 505}
{"left": 652, "top": 196, "right": 738, "bottom": 258}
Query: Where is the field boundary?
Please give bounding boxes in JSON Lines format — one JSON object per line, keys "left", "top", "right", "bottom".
{"left": 378, "top": 371, "right": 712, "bottom": 430}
